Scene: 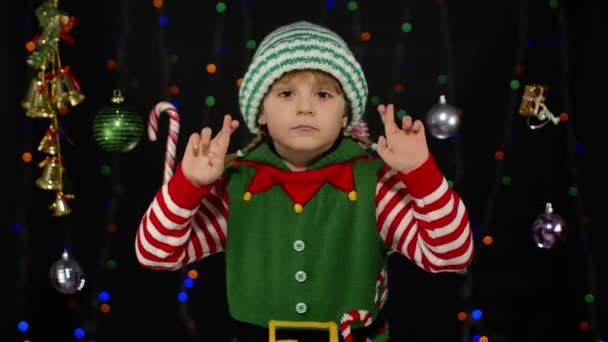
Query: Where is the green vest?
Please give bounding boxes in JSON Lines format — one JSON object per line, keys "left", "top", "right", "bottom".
{"left": 224, "top": 138, "right": 388, "bottom": 327}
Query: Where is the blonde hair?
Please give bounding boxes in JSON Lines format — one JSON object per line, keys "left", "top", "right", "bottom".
{"left": 224, "top": 69, "right": 373, "bottom": 167}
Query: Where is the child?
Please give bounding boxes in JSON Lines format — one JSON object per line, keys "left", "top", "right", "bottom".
{"left": 136, "top": 21, "right": 473, "bottom": 341}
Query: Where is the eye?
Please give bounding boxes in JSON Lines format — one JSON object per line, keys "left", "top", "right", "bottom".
{"left": 278, "top": 90, "right": 293, "bottom": 98}
{"left": 317, "top": 91, "right": 332, "bottom": 99}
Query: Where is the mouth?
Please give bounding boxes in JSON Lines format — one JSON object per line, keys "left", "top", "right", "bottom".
{"left": 291, "top": 125, "right": 318, "bottom": 131}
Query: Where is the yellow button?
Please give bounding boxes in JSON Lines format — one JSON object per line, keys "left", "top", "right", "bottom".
{"left": 243, "top": 192, "right": 252, "bottom": 201}
{"left": 294, "top": 203, "right": 303, "bottom": 214}
{"left": 348, "top": 191, "right": 358, "bottom": 201}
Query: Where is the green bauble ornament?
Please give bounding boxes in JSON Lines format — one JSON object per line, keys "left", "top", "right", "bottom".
{"left": 93, "top": 89, "right": 143, "bottom": 152}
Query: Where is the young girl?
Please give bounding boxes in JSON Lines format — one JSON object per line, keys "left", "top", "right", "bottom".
{"left": 136, "top": 21, "right": 473, "bottom": 341}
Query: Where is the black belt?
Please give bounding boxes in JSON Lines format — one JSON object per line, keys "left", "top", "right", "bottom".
{"left": 231, "top": 315, "right": 387, "bottom": 342}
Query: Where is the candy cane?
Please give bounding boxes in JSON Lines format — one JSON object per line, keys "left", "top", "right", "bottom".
{"left": 374, "top": 267, "right": 389, "bottom": 309}
{"left": 148, "top": 101, "right": 180, "bottom": 184}
{"left": 340, "top": 310, "right": 373, "bottom": 342}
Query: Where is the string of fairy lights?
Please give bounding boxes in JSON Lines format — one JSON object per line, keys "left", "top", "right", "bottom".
{"left": 350, "top": 0, "right": 364, "bottom": 64}
{"left": 459, "top": 1, "right": 602, "bottom": 342}
{"left": 430, "top": 0, "right": 472, "bottom": 336}
{"left": 555, "top": 4, "right": 601, "bottom": 341}
{"left": 15, "top": 0, "right": 37, "bottom": 339}
{"left": 457, "top": 0, "right": 529, "bottom": 338}
{"left": 151, "top": 0, "right": 241, "bottom": 337}
{"left": 16, "top": 0, "right": 145, "bottom": 340}
{"left": 64, "top": 0, "right": 145, "bottom": 338}
{"left": 364, "top": 0, "right": 417, "bottom": 135}
{"left": 174, "top": 0, "right": 230, "bottom": 337}
{"left": 458, "top": 0, "right": 537, "bottom": 339}
{"left": 17, "top": 0, "right": 88, "bottom": 339}
{"left": 80, "top": 0, "right": 141, "bottom": 339}
{"left": 388, "top": 0, "right": 410, "bottom": 113}
{"left": 436, "top": 0, "right": 465, "bottom": 196}
{"left": 150, "top": 0, "right": 197, "bottom": 337}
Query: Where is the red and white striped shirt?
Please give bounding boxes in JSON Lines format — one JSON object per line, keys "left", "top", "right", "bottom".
{"left": 135, "top": 155, "right": 473, "bottom": 273}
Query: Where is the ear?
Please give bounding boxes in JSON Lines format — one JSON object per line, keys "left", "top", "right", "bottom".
{"left": 341, "top": 115, "right": 348, "bottom": 128}
{"left": 258, "top": 113, "right": 267, "bottom": 125}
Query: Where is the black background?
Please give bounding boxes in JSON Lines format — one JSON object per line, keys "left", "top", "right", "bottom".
{"left": 5, "top": 0, "right": 606, "bottom": 341}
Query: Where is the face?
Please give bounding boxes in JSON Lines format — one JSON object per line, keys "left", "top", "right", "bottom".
{"left": 259, "top": 70, "right": 348, "bottom": 161}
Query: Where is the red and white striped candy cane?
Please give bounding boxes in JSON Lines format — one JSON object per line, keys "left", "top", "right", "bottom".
{"left": 374, "top": 267, "right": 388, "bottom": 309}
{"left": 148, "top": 101, "right": 180, "bottom": 184}
{"left": 340, "top": 310, "right": 373, "bottom": 342}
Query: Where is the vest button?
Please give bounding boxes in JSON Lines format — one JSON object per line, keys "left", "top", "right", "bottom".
{"left": 348, "top": 190, "right": 358, "bottom": 201}
{"left": 295, "top": 302, "right": 307, "bottom": 314}
{"left": 294, "top": 203, "right": 304, "bottom": 213}
{"left": 242, "top": 192, "right": 252, "bottom": 201}
{"left": 293, "top": 240, "right": 305, "bottom": 252}
{"left": 295, "top": 271, "right": 307, "bottom": 282}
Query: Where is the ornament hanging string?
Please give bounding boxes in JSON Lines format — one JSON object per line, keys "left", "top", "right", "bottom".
{"left": 148, "top": 102, "right": 180, "bottom": 184}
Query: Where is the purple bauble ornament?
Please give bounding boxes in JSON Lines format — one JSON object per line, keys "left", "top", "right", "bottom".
{"left": 531, "top": 203, "right": 567, "bottom": 249}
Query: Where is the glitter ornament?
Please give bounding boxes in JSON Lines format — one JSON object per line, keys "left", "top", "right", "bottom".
{"left": 531, "top": 203, "right": 567, "bottom": 249}
{"left": 93, "top": 89, "right": 143, "bottom": 152}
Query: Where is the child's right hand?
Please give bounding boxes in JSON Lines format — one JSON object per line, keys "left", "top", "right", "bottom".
{"left": 182, "top": 114, "right": 240, "bottom": 187}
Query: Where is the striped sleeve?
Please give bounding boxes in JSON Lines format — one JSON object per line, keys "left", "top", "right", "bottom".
{"left": 375, "top": 155, "right": 473, "bottom": 273}
{"left": 135, "top": 164, "right": 229, "bottom": 270}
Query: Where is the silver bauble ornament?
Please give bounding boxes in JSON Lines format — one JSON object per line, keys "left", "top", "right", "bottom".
{"left": 49, "top": 250, "right": 86, "bottom": 294}
{"left": 426, "top": 95, "right": 460, "bottom": 139}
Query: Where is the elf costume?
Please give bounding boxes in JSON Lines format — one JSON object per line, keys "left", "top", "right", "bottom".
{"left": 136, "top": 21, "right": 473, "bottom": 341}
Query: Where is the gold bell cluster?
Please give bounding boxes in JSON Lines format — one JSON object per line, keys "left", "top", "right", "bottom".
{"left": 21, "top": 0, "right": 84, "bottom": 217}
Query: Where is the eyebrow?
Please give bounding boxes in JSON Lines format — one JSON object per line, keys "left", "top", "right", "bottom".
{"left": 273, "top": 78, "right": 341, "bottom": 92}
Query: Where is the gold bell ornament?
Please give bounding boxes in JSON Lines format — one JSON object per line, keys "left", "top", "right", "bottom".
{"left": 38, "top": 126, "right": 59, "bottom": 155}
{"left": 49, "top": 192, "right": 74, "bottom": 217}
{"left": 52, "top": 66, "right": 85, "bottom": 109}
{"left": 518, "top": 84, "right": 560, "bottom": 129}
{"left": 35, "top": 156, "right": 63, "bottom": 191}
{"left": 22, "top": 77, "right": 56, "bottom": 119}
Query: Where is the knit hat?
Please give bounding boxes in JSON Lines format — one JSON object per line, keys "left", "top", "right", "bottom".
{"left": 239, "top": 21, "right": 368, "bottom": 134}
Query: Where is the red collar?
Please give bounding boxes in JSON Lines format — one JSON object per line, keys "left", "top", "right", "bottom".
{"left": 231, "top": 158, "right": 369, "bottom": 207}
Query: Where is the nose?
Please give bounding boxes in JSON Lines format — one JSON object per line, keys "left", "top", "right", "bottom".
{"left": 296, "top": 97, "right": 314, "bottom": 116}
{"left": 297, "top": 109, "right": 313, "bottom": 116}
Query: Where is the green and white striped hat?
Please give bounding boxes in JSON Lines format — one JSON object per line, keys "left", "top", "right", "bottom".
{"left": 239, "top": 21, "right": 368, "bottom": 134}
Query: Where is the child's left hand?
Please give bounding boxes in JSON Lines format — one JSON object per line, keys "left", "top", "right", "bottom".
{"left": 376, "top": 103, "right": 429, "bottom": 174}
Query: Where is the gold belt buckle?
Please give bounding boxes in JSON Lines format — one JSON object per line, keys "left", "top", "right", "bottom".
{"left": 268, "top": 320, "right": 338, "bottom": 342}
